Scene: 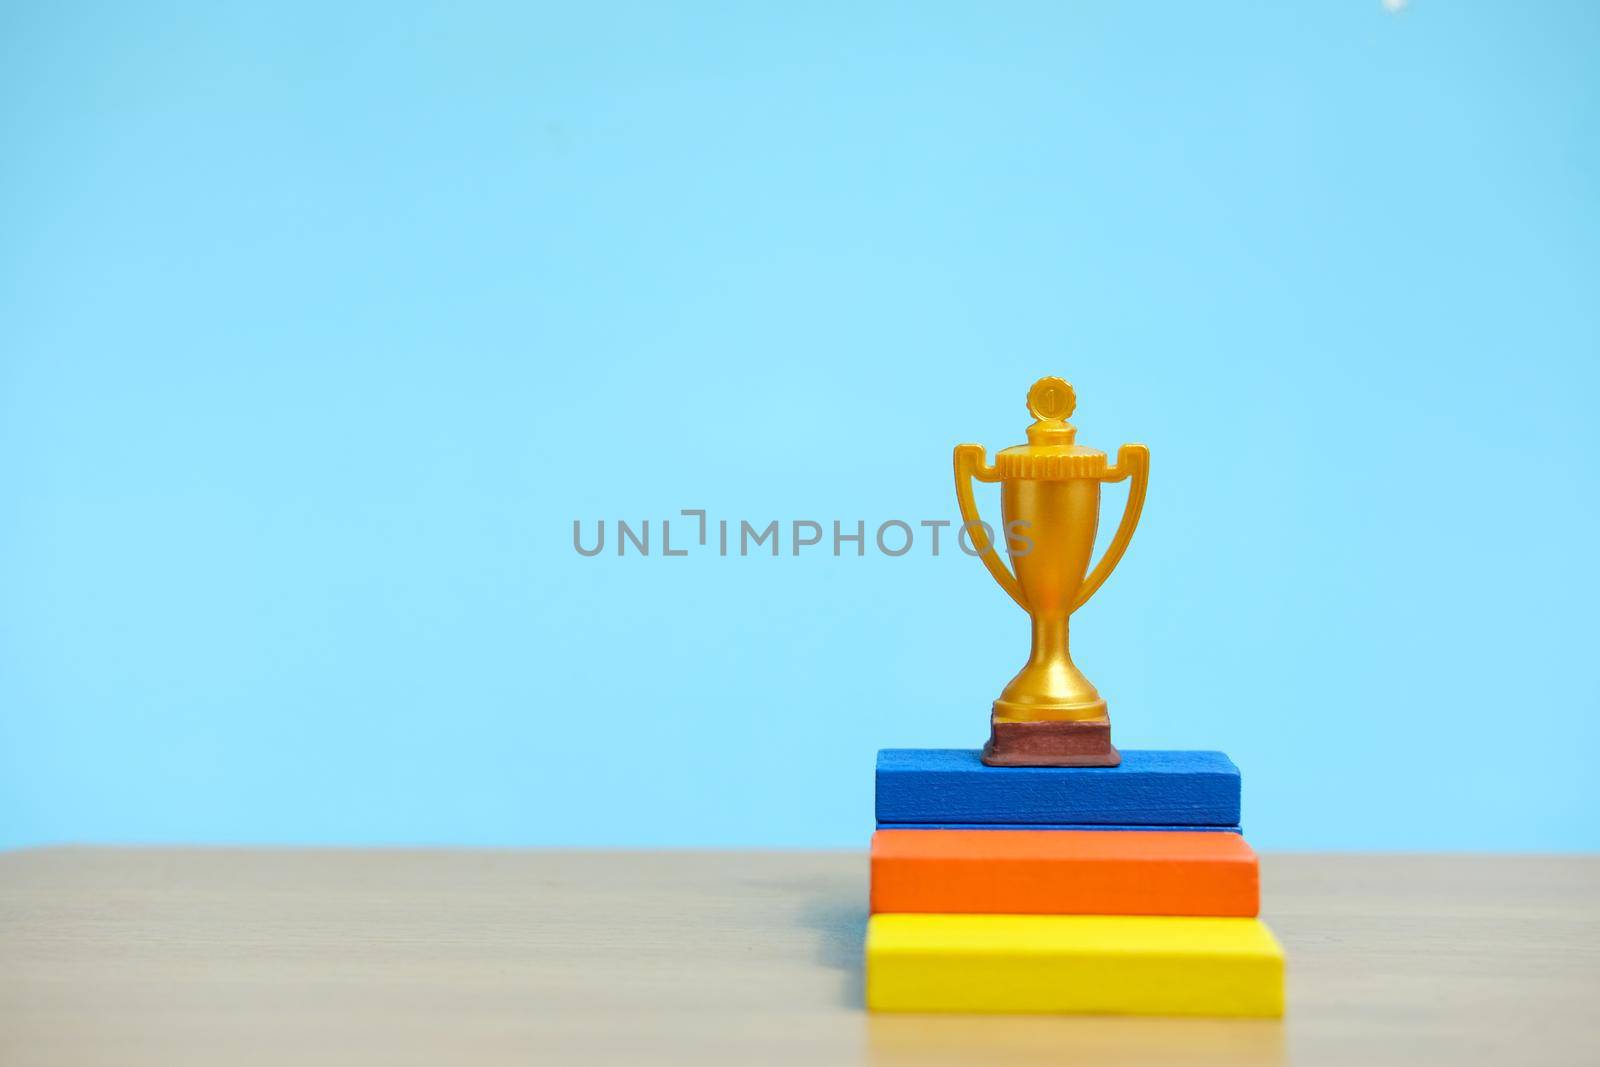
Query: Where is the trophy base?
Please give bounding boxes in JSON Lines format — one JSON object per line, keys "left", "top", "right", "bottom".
{"left": 981, "top": 716, "right": 1122, "bottom": 768}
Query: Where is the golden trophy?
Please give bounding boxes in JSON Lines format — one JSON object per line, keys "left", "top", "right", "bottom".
{"left": 954, "top": 377, "right": 1149, "bottom": 767}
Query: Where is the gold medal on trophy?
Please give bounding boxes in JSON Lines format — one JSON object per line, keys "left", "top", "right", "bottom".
{"left": 953, "top": 377, "right": 1149, "bottom": 767}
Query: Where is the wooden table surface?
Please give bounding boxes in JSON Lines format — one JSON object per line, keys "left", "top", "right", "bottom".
{"left": 1, "top": 848, "right": 1596, "bottom": 1066}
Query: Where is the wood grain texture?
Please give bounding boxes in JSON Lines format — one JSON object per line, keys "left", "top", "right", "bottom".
{"left": 2, "top": 849, "right": 1598, "bottom": 1066}
{"left": 876, "top": 749, "right": 1241, "bottom": 826}
{"left": 867, "top": 914, "right": 1283, "bottom": 1016}
{"left": 869, "top": 829, "right": 1259, "bottom": 916}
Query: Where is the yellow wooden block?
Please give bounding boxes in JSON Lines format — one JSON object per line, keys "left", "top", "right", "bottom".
{"left": 866, "top": 914, "right": 1284, "bottom": 1017}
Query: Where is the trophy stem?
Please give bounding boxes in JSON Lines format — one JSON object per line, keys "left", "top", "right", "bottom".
{"left": 983, "top": 610, "right": 1120, "bottom": 768}
{"left": 1029, "top": 614, "right": 1070, "bottom": 669}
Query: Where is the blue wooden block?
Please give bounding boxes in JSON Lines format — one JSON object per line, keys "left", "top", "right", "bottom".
{"left": 875, "top": 749, "right": 1241, "bottom": 827}
{"left": 877, "top": 822, "right": 1242, "bottom": 833}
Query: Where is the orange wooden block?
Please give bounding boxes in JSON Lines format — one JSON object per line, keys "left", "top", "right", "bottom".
{"left": 869, "top": 829, "right": 1259, "bottom": 917}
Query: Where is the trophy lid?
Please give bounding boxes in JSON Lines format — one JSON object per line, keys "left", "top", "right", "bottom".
{"left": 994, "top": 377, "right": 1109, "bottom": 480}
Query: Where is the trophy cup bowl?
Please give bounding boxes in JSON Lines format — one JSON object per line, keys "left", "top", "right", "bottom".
{"left": 953, "top": 377, "right": 1149, "bottom": 767}
{"left": 996, "top": 476, "right": 1105, "bottom": 721}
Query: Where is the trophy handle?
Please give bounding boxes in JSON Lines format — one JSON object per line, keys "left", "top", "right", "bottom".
{"left": 1070, "top": 443, "right": 1150, "bottom": 613}
{"left": 953, "top": 444, "right": 1029, "bottom": 612}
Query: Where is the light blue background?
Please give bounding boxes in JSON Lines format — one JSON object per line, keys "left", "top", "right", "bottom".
{"left": 3, "top": 2, "right": 1596, "bottom": 851}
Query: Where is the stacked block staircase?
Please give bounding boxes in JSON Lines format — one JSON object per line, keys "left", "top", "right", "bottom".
{"left": 865, "top": 749, "right": 1285, "bottom": 1016}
